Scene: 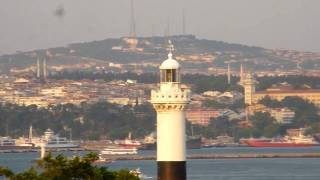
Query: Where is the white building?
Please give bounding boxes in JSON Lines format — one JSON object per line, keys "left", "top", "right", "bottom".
{"left": 270, "top": 108, "right": 295, "bottom": 124}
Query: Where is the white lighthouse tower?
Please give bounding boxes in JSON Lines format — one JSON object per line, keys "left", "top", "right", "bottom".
{"left": 151, "top": 42, "right": 191, "bottom": 180}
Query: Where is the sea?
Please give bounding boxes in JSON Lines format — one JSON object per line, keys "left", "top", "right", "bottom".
{"left": 1, "top": 147, "right": 320, "bottom": 180}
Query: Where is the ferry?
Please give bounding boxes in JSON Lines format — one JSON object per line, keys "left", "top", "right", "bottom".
{"left": 0, "top": 137, "right": 19, "bottom": 150}
{"left": 100, "top": 146, "right": 138, "bottom": 155}
{"left": 115, "top": 132, "right": 142, "bottom": 148}
{"left": 0, "top": 136, "right": 36, "bottom": 150}
{"left": 34, "top": 129, "right": 79, "bottom": 148}
{"left": 242, "top": 134, "right": 318, "bottom": 147}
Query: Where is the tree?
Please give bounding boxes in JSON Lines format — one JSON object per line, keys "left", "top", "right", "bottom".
{"left": 259, "top": 96, "right": 281, "bottom": 108}
{"left": 281, "top": 96, "right": 320, "bottom": 127}
{"left": 0, "top": 153, "right": 139, "bottom": 180}
{"left": 250, "top": 112, "right": 279, "bottom": 138}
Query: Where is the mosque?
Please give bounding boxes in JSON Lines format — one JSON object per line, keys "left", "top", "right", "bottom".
{"left": 242, "top": 73, "right": 320, "bottom": 108}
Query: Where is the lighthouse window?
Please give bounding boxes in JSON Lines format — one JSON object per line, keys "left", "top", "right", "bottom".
{"left": 167, "top": 69, "right": 173, "bottom": 82}
{"left": 161, "top": 69, "right": 179, "bottom": 82}
{"left": 172, "top": 69, "right": 176, "bottom": 82}
{"left": 160, "top": 70, "right": 166, "bottom": 82}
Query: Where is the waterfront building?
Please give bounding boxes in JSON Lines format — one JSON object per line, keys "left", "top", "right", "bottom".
{"left": 186, "top": 108, "right": 221, "bottom": 126}
{"left": 249, "top": 104, "right": 295, "bottom": 124}
{"left": 151, "top": 43, "right": 191, "bottom": 180}
{"left": 243, "top": 73, "right": 320, "bottom": 108}
{"left": 269, "top": 108, "right": 295, "bottom": 124}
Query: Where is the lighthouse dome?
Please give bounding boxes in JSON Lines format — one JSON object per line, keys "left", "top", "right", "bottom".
{"left": 160, "top": 53, "right": 180, "bottom": 70}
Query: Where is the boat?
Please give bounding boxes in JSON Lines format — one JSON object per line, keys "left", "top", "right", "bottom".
{"left": 34, "top": 129, "right": 79, "bottom": 148}
{"left": 115, "top": 132, "right": 142, "bottom": 148}
{"left": 0, "top": 136, "right": 36, "bottom": 150}
{"left": 15, "top": 126, "right": 35, "bottom": 147}
{"left": 100, "top": 146, "right": 138, "bottom": 155}
{"left": 243, "top": 134, "right": 318, "bottom": 147}
{"left": 130, "top": 168, "right": 153, "bottom": 179}
{"left": 0, "top": 137, "right": 18, "bottom": 150}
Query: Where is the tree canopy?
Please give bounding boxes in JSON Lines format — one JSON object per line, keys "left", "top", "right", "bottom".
{"left": 0, "top": 152, "right": 139, "bottom": 180}
{"left": 0, "top": 102, "right": 156, "bottom": 140}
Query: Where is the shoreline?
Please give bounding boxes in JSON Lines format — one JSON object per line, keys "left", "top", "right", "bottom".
{"left": 2, "top": 148, "right": 320, "bottom": 160}
{"left": 102, "top": 152, "right": 320, "bottom": 161}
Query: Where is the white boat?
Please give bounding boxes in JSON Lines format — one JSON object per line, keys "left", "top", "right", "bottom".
{"left": 130, "top": 168, "right": 153, "bottom": 179}
{"left": 15, "top": 126, "right": 35, "bottom": 147}
{"left": 0, "top": 136, "right": 17, "bottom": 149}
{"left": 34, "top": 129, "right": 79, "bottom": 148}
{"left": 100, "top": 146, "right": 138, "bottom": 155}
{"left": 0, "top": 136, "right": 15, "bottom": 146}
{"left": 0, "top": 136, "right": 34, "bottom": 149}
{"left": 114, "top": 132, "right": 142, "bottom": 148}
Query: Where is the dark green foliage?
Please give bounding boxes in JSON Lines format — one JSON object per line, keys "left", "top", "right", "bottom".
{"left": 281, "top": 97, "right": 320, "bottom": 128}
{"left": 250, "top": 112, "right": 279, "bottom": 138}
{"left": 0, "top": 167, "right": 14, "bottom": 178}
{"left": 183, "top": 74, "right": 241, "bottom": 93}
{"left": 202, "top": 98, "right": 245, "bottom": 112}
{"left": 202, "top": 100, "right": 228, "bottom": 109}
{"left": 256, "top": 75, "right": 320, "bottom": 90}
{"left": 188, "top": 116, "right": 238, "bottom": 139}
{"left": 0, "top": 102, "right": 156, "bottom": 140}
{"left": 258, "top": 96, "right": 282, "bottom": 108}
{"left": 0, "top": 153, "right": 139, "bottom": 180}
{"left": 209, "top": 116, "right": 232, "bottom": 137}
{"left": 258, "top": 96, "right": 320, "bottom": 136}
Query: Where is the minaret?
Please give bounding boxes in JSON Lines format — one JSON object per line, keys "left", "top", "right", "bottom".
{"left": 240, "top": 64, "right": 243, "bottom": 80}
{"left": 36, "top": 58, "right": 40, "bottom": 78}
{"left": 43, "top": 57, "right": 47, "bottom": 79}
{"left": 227, "top": 63, "right": 231, "bottom": 84}
{"left": 151, "top": 42, "right": 191, "bottom": 180}
{"left": 29, "top": 125, "right": 33, "bottom": 143}
{"left": 243, "top": 72, "right": 256, "bottom": 105}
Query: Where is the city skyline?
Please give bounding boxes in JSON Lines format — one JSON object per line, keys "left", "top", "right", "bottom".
{"left": 1, "top": 0, "right": 320, "bottom": 55}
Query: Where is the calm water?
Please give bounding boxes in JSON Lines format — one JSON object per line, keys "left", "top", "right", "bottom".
{"left": 1, "top": 147, "right": 320, "bottom": 180}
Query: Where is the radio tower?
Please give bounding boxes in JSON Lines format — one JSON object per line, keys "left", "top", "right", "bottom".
{"left": 182, "top": 8, "right": 186, "bottom": 35}
{"left": 130, "top": 0, "right": 136, "bottom": 38}
{"left": 127, "top": 0, "right": 138, "bottom": 50}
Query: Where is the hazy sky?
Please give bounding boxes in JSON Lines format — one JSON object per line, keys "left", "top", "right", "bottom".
{"left": 1, "top": 0, "right": 320, "bottom": 55}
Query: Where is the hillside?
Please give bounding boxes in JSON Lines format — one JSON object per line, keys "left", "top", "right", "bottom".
{"left": 0, "top": 35, "right": 319, "bottom": 73}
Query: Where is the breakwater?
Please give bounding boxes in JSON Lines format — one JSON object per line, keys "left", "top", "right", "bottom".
{"left": 103, "top": 152, "right": 320, "bottom": 161}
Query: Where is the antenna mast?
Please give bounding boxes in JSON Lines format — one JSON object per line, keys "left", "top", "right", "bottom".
{"left": 130, "top": 0, "right": 136, "bottom": 38}
{"left": 182, "top": 9, "right": 186, "bottom": 35}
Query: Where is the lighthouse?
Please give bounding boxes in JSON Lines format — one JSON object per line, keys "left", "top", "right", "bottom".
{"left": 151, "top": 42, "right": 191, "bottom": 180}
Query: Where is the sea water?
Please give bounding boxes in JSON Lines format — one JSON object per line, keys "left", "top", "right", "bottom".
{"left": 1, "top": 147, "right": 320, "bottom": 180}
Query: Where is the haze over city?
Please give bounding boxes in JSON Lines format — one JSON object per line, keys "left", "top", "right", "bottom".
{"left": 2, "top": 1, "right": 320, "bottom": 179}
{"left": 1, "top": 0, "right": 320, "bottom": 55}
